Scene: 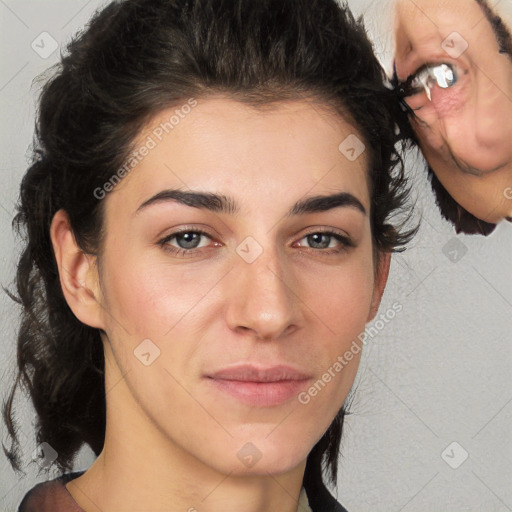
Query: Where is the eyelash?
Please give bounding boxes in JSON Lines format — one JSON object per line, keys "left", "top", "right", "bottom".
{"left": 157, "top": 228, "right": 354, "bottom": 258}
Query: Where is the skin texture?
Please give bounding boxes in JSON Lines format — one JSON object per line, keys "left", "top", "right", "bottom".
{"left": 50, "top": 98, "right": 390, "bottom": 512}
{"left": 394, "top": 0, "right": 512, "bottom": 223}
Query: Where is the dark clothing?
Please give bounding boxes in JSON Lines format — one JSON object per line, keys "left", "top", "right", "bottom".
{"left": 18, "top": 470, "right": 348, "bottom": 512}
{"left": 303, "top": 475, "right": 348, "bottom": 512}
{"left": 18, "top": 472, "right": 85, "bottom": 512}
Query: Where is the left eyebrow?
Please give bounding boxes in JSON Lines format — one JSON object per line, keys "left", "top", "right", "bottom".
{"left": 135, "top": 189, "right": 367, "bottom": 217}
{"left": 288, "top": 192, "right": 367, "bottom": 216}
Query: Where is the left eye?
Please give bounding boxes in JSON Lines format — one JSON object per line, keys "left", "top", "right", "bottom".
{"left": 296, "top": 232, "right": 352, "bottom": 251}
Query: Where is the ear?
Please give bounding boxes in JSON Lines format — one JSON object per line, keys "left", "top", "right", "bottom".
{"left": 367, "top": 251, "right": 391, "bottom": 322}
{"left": 50, "top": 209, "right": 106, "bottom": 330}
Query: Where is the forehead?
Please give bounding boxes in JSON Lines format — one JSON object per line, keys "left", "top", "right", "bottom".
{"left": 108, "top": 97, "right": 371, "bottom": 215}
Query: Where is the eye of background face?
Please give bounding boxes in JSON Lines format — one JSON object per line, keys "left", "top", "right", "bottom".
{"left": 400, "top": 63, "right": 458, "bottom": 99}
{"left": 395, "top": 61, "right": 470, "bottom": 115}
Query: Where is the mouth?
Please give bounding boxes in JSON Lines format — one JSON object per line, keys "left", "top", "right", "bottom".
{"left": 205, "top": 364, "right": 313, "bottom": 407}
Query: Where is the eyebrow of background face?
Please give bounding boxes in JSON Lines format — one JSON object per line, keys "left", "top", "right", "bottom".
{"left": 134, "top": 189, "right": 367, "bottom": 217}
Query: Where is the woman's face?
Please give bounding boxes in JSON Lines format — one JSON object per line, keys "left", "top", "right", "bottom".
{"left": 92, "top": 98, "right": 387, "bottom": 477}
{"left": 394, "top": 0, "right": 512, "bottom": 222}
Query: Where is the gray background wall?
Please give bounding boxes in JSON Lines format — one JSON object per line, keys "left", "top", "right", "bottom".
{"left": 1, "top": 1, "right": 511, "bottom": 511}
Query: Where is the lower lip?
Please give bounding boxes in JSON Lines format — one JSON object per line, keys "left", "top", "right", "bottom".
{"left": 207, "top": 378, "right": 310, "bottom": 407}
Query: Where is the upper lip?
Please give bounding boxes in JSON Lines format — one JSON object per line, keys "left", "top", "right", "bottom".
{"left": 207, "top": 364, "right": 312, "bottom": 382}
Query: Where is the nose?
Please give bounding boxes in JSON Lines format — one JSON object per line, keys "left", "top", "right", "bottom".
{"left": 225, "top": 245, "right": 303, "bottom": 340}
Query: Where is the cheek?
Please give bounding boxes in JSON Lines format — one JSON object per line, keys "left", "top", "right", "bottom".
{"left": 103, "top": 249, "right": 222, "bottom": 339}
{"left": 321, "top": 278, "right": 371, "bottom": 328}
{"left": 298, "top": 255, "right": 375, "bottom": 344}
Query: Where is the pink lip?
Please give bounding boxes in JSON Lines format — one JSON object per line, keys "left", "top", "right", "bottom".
{"left": 206, "top": 364, "right": 312, "bottom": 407}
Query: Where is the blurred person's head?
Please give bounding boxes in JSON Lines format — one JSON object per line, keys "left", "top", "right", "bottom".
{"left": 394, "top": 0, "right": 512, "bottom": 235}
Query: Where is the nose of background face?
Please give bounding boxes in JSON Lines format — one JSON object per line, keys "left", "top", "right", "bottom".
{"left": 224, "top": 241, "right": 305, "bottom": 341}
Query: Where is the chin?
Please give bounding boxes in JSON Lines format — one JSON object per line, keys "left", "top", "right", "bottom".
{"left": 211, "top": 434, "right": 312, "bottom": 477}
{"left": 229, "top": 452, "right": 307, "bottom": 477}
